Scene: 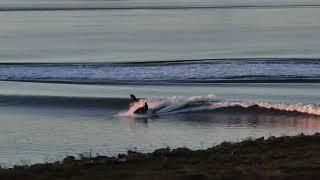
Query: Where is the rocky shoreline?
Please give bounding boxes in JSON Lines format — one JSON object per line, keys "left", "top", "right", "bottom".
{"left": 2, "top": 133, "right": 320, "bottom": 180}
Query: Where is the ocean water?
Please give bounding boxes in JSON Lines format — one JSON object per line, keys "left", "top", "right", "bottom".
{"left": 1, "top": 1, "right": 320, "bottom": 63}
{"left": 0, "top": 0, "right": 320, "bottom": 166}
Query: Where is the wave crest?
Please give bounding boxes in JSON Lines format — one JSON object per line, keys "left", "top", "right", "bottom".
{"left": 117, "top": 95, "right": 320, "bottom": 117}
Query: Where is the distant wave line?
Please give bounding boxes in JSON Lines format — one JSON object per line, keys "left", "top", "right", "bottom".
{"left": 1, "top": 58, "right": 320, "bottom": 66}
{"left": 1, "top": 57, "right": 320, "bottom": 85}
{"left": 1, "top": 4, "right": 320, "bottom": 11}
{"left": 2, "top": 78, "right": 320, "bottom": 85}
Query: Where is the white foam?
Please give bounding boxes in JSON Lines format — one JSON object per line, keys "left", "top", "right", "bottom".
{"left": 208, "top": 101, "right": 320, "bottom": 115}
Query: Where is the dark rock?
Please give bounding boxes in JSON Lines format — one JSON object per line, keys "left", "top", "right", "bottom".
{"left": 255, "top": 137, "right": 264, "bottom": 143}
{"left": 220, "top": 141, "right": 233, "bottom": 147}
{"left": 62, "top": 156, "right": 77, "bottom": 167}
{"left": 117, "top": 158, "right": 127, "bottom": 162}
{"left": 53, "top": 161, "right": 60, "bottom": 166}
{"left": 63, "top": 156, "right": 75, "bottom": 163}
{"left": 171, "top": 147, "right": 193, "bottom": 156}
{"left": 117, "top": 154, "right": 128, "bottom": 162}
{"left": 267, "top": 136, "right": 277, "bottom": 143}
{"left": 152, "top": 147, "right": 171, "bottom": 157}
{"left": 118, "top": 154, "right": 128, "bottom": 159}
{"left": 13, "top": 165, "right": 28, "bottom": 170}
{"left": 29, "top": 163, "right": 50, "bottom": 172}
{"left": 127, "top": 150, "right": 148, "bottom": 161}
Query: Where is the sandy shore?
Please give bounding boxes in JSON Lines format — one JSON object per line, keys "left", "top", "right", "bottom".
{"left": 1, "top": 133, "right": 320, "bottom": 180}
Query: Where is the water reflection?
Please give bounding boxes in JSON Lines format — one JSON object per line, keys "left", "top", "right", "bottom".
{"left": 122, "top": 111, "right": 320, "bottom": 133}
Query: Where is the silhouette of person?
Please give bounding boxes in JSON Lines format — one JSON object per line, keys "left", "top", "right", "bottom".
{"left": 144, "top": 102, "right": 148, "bottom": 111}
{"left": 134, "top": 102, "right": 149, "bottom": 114}
{"left": 130, "top": 94, "right": 138, "bottom": 102}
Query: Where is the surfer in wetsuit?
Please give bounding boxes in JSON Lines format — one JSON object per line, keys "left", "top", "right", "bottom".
{"left": 130, "top": 94, "right": 139, "bottom": 102}
{"left": 130, "top": 94, "right": 149, "bottom": 114}
{"left": 134, "top": 102, "right": 149, "bottom": 114}
{"left": 144, "top": 102, "right": 148, "bottom": 111}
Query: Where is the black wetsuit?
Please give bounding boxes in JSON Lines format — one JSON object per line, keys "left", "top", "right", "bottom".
{"left": 134, "top": 102, "right": 149, "bottom": 114}
{"left": 130, "top": 94, "right": 138, "bottom": 102}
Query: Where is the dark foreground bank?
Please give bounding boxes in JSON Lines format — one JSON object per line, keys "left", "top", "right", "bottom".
{"left": 2, "top": 133, "right": 320, "bottom": 180}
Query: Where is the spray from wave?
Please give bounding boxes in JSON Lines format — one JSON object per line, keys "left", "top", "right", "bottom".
{"left": 117, "top": 95, "right": 320, "bottom": 117}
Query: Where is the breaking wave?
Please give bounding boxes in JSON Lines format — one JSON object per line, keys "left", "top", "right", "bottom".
{"left": 1, "top": 94, "right": 319, "bottom": 116}
{"left": 117, "top": 95, "right": 320, "bottom": 117}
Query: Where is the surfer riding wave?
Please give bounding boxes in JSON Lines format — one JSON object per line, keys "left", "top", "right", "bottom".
{"left": 130, "top": 94, "right": 149, "bottom": 114}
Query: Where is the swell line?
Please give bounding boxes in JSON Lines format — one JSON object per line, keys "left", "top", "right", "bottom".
{"left": 1, "top": 58, "right": 320, "bottom": 66}
{"left": 1, "top": 58, "right": 320, "bottom": 85}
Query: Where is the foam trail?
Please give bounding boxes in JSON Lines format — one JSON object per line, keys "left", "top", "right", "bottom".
{"left": 117, "top": 95, "right": 216, "bottom": 117}
{"left": 117, "top": 95, "right": 320, "bottom": 117}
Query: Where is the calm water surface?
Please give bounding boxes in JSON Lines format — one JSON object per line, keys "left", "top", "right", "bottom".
{"left": 1, "top": 2, "right": 320, "bottom": 62}
{"left": 0, "top": 0, "right": 320, "bottom": 166}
